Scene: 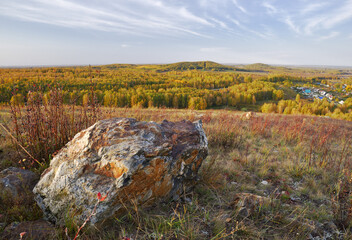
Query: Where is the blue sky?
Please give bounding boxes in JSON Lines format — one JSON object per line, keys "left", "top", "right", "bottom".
{"left": 0, "top": 0, "right": 352, "bottom": 66}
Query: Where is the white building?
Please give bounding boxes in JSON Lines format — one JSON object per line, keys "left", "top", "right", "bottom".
{"left": 319, "top": 90, "right": 326, "bottom": 96}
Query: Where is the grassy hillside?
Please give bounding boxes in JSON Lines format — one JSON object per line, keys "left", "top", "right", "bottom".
{"left": 1, "top": 106, "right": 352, "bottom": 239}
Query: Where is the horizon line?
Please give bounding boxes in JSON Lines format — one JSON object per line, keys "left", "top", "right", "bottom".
{"left": 1, "top": 61, "right": 352, "bottom": 69}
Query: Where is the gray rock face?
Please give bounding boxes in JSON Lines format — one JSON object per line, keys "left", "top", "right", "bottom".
{"left": 33, "top": 118, "right": 208, "bottom": 225}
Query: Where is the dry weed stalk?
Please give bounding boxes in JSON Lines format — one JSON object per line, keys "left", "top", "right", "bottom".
{"left": 7, "top": 85, "right": 100, "bottom": 166}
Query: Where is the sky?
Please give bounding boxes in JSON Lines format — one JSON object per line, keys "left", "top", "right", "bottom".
{"left": 0, "top": 0, "right": 352, "bottom": 66}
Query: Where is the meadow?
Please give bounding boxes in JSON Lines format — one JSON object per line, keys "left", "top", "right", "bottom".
{"left": 1, "top": 103, "right": 352, "bottom": 239}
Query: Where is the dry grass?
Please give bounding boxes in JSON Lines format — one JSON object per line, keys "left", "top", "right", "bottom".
{"left": 1, "top": 106, "right": 352, "bottom": 239}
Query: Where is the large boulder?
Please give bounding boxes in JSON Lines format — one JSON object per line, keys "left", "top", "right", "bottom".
{"left": 33, "top": 118, "right": 208, "bottom": 225}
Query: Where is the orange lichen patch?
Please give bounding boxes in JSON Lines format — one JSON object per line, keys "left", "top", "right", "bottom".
{"left": 94, "top": 163, "right": 127, "bottom": 179}
{"left": 184, "top": 150, "right": 199, "bottom": 165}
{"left": 116, "top": 158, "right": 172, "bottom": 204}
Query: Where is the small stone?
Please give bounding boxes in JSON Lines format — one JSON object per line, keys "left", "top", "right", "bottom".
{"left": 231, "top": 193, "right": 273, "bottom": 218}
{"left": 290, "top": 195, "right": 301, "bottom": 202}
{"left": 261, "top": 180, "right": 268, "bottom": 185}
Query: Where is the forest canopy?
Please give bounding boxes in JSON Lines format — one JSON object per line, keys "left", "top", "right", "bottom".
{"left": 1, "top": 62, "right": 351, "bottom": 120}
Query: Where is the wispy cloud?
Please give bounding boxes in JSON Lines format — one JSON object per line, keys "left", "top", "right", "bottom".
{"left": 0, "top": 0, "right": 350, "bottom": 44}
{"left": 283, "top": 17, "right": 300, "bottom": 34}
{"left": 227, "top": 17, "right": 241, "bottom": 27}
{"left": 258, "top": 0, "right": 352, "bottom": 40}
{"left": 304, "top": 0, "right": 352, "bottom": 34}
{"left": 262, "top": 2, "right": 277, "bottom": 15}
{"left": 210, "top": 18, "right": 230, "bottom": 30}
{"left": 0, "top": 0, "right": 212, "bottom": 37}
{"left": 232, "top": 0, "right": 248, "bottom": 14}
{"left": 133, "top": 0, "right": 212, "bottom": 26}
{"left": 228, "top": 16, "right": 274, "bottom": 39}
{"left": 319, "top": 31, "right": 340, "bottom": 40}
{"left": 300, "top": 2, "right": 329, "bottom": 15}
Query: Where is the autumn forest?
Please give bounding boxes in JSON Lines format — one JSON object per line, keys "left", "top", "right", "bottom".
{"left": 1, "top": 61, "right": 352, "bottom": 120}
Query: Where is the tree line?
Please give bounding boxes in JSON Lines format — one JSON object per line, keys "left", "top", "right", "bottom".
{"left": 1, "top": 66, "right": 283, "bottom": 110}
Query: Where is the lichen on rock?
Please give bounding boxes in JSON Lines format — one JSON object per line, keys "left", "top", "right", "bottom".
{"left": 33, "top": 118, "right": 208, "bottom": 225}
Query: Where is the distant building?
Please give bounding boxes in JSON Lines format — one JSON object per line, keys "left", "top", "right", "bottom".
{"left": 326, "top": 94, "right": 333, "bottom": 100}
{"left": 319, "top": 90, "right": 326, "bottom": 96}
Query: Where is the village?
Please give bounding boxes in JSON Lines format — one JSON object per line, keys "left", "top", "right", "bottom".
{"left": 292, "top": 83, "right": 349, "bottom": 105}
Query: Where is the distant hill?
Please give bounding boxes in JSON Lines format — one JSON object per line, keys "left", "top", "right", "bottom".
{"left": 245, "top": 63, "right": 272, "bottom": 70}
{"left": 235, "top": 63, "right": 291, "bottom": 72}
{"left": 159, "top": 61, "right": 236, "bottom": 72}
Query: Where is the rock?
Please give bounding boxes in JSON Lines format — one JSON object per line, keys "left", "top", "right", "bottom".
{"left": 0, "top": 167, "right": 38, "bottom": 199}
{"left": 0, "top": 220, "right": 56, "bottom": 240}
{"left": 230, "top": 193, "right": 273, "bottom": 218}
{"left": 260, "top": 180, "right": 268, "bottom": 185}
{"left": 33, "top": 118, "right": 208, "bottom": 225}
{"left": 241, "top": 112, "right": 256, "bottom": 120}
{"left": 289, "top": 195, "right": 301, "bottom": 202}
